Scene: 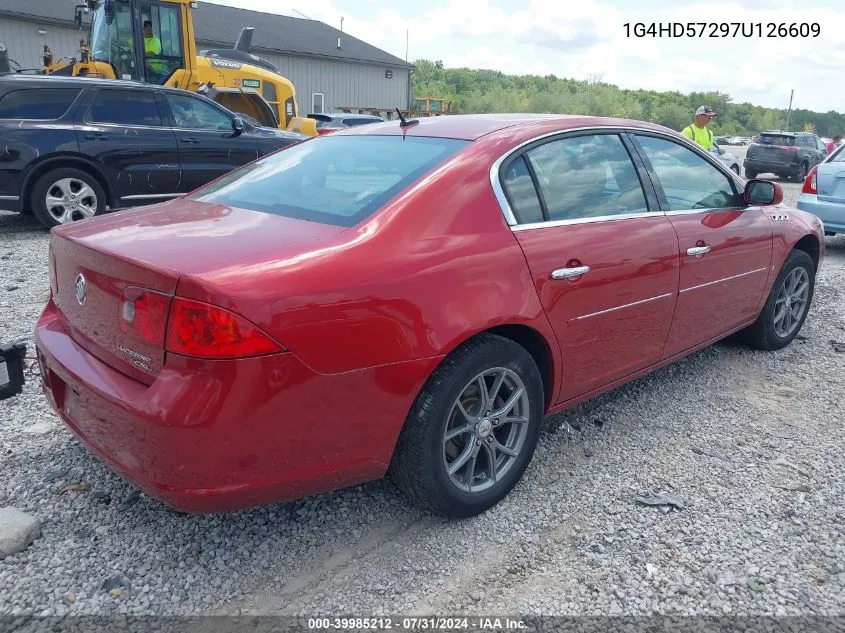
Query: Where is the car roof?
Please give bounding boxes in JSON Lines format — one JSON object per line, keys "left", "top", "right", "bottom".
{"left": 0, "top": 74, "right": 207, "bottom": 99}
{"left": 336, "top": 113, "right": 673, "bottom": 141}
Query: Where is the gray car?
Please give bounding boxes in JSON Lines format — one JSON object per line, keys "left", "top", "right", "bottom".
{"left": 796, "top": 142, "right": 845, "bottom": 235}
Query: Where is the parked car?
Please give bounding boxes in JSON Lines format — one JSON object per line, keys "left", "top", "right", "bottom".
{"left": 797, "top": 142, "right": 845, "bottom": 235}
{"left": 0, "top": 75, "right": 308, "bottom": 228}
{"left": 744, "top": 130, "right": 827, "bottom": 181}
{"left": 307, "top": 112, "right": 386, "bottom": 135}
{"left": 34, "top": 114, "right": 825, "bottom": 518}
{"left": 711, "top": 143, "right": 742, "bottom": 175}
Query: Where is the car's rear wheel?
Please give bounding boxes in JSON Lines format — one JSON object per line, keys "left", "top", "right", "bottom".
{"left": 31, "top": 168, "right": 106, "bottom": 229}
{"left": 742, "top": 250, "right": 815, "bottom": 351}
{"left": 389, "top": 334, "right": 544, "bottom": 518}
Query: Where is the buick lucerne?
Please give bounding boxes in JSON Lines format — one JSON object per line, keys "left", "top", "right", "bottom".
{"left": 35, "top": 114, "right": 825, "bottom": 518}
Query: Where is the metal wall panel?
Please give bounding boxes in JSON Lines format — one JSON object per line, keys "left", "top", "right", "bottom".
{"left": 0, "top": 19, "right": 87, "bottom": 71}
{"left": 0, "top": 19, "right": 410, "bottom": 114}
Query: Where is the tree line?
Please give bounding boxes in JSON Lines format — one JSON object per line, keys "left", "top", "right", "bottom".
{"left": 411, "top": 59, "right": 844, "bottom": 138}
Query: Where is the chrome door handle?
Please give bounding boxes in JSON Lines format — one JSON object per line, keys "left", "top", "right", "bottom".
{"left": 552, "top": 265, "right": 590, "bottom": 280}
{"left": 687, "top": 246, "right": 712, "bottom": 257}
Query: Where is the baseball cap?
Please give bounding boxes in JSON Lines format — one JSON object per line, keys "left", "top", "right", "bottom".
{"left": 696, "top": 106, "right": 717, "bottom": 117}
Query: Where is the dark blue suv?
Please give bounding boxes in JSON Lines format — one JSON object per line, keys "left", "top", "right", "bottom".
{"left": 0, "top": 75, "right": 306, "bottom": 228}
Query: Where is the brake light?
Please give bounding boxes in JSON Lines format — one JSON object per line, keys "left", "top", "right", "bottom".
{"left": 120, "top": 287, "right": 171, "bottom": 346}
{"left": 165, "top": 297, "right": 283, "bottom": 359}
{"left": 802, "top": 166, "right": 818, "bottom": 194}
{"left": 48, "top": 248, "right": 58, "bottom": 296}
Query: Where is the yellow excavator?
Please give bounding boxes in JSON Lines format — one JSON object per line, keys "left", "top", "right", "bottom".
{"left": 41, "top": 0, "right": 316, "bottom": 136}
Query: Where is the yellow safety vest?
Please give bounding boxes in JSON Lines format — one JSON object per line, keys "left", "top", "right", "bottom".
{"left": 682, "top": 124, "right": 713, "bottom": 150}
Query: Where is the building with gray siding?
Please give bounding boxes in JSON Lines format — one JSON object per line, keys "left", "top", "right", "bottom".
{"left": 0, "top": 0, "right": 413, "bottom": 117}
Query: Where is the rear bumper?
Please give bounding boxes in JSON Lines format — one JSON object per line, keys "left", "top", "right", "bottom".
{"left": 796, "top": 194, "right": 845, "bottom": 233}
{"left": 743, "top": 158, "right": 798, "bottom": 173}
{"left": 35, "top": 299, "right": 436, "bottom": 513}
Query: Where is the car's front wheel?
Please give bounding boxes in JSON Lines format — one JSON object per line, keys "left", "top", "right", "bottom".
{"left": 743, "top": 249, "right": 815, "bottom": 351}
{"left": 390, "top": 334, "right": 545, "bottom": 518}
{"left": 731, "top": 164, "right": 740, "bottom": 175}
{"left": 31, "top": 167, "right": 106, "bottom": 229}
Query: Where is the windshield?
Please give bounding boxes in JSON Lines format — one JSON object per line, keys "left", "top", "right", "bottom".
{"left": 189, "top": 135, "right": 471, "bottom": 227}
{"left": 89, "top": 2, "right": 138, "bottom": 80}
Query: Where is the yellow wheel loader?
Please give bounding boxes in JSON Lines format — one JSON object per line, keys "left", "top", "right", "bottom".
{"left": 42, "top": 0, "right": 316, "bottom": 136}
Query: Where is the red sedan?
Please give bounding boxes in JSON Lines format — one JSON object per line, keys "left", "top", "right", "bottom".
{"left": 35, "top": 114, "right": 825, "bottom": 518}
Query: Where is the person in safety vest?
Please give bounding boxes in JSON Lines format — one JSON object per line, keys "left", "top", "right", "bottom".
{"left": 682, "top": 106, "right": 717, "bottom": 151}
{"left": 143, "top": 20, "right": 167, "bottom": 83}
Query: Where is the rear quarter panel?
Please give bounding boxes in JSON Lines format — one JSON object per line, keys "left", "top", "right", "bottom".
{"left": 0, "top": 122, "right": 81, "bottom": 200}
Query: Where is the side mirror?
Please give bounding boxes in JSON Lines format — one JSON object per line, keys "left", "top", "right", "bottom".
{"left": 232, "top": 116, "right": 245, "bottom": 135}
{"left": 744, "top": 179, "right": 783, "bottom": 206}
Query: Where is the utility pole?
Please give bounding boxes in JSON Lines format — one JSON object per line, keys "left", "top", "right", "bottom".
{"left": 340, "top": 17, "right": 344, "bottom": 32}
{"left": 786, "top": 89, "right": 794, "bottom": 132}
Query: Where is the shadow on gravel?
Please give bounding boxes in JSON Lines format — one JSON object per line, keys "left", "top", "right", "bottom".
{"left": 0, "top": 210, "right": 44, "bottom": 234}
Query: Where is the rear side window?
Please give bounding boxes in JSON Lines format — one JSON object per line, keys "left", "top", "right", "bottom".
{"left": 758, "top": 134, "right": 795, "bottom": 147}
{"left": 87, "top": 89, "right": 163, "bottom": 126}
{"left": 502, "top": 157, "right": 544, "bottom": 224}
{"left": 190, "top": 135, "right": 470, "bottom": 227}
{"left": 0, "top": 88, "right": 81, "bottom": 120}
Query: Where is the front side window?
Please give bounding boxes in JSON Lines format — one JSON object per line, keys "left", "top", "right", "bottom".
{"left": 0, "top": 88, "right": 81, "bottom": 120}
{"left": 635, "top": 135, "right": 743, "bottom": 211}
{"left": 190, "top": 135, "right": 470, "bottom": 227}
{"left": 166, "top": 94, "right": 232, "bottom": 130}
{"left": 87, "top": 89, "right": 163, "bottom": 126}
{"left": 521, "top": 134, "right": 649, "bottom": 221}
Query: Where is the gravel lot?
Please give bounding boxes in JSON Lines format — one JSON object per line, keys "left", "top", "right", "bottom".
{"left": 1, "top": 172, "right": 844, "bottom": 618}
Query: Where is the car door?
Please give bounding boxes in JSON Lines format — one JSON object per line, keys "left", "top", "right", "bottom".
{"left": 159, "top": 91, "right": 259, "bottom": 193}
{"left": 502, "top": 131, "right": 681, "bottom": 403}
{"left": 76, "top": 87, "right": 180, "bottom": 205}
{"left": 629, "top": 133, "right": 774, "bottom": 358}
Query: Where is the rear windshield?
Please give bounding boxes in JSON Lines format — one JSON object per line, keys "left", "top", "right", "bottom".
{"left": 189, "top": 135, "right": 470, "bottom": 226}
{"left": 757, "top": 134, "right": 795, "bottom": 146}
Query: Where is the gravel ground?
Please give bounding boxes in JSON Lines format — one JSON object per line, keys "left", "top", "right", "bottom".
{"left": 1, "top": 176, "right": 844, "bottom": 618}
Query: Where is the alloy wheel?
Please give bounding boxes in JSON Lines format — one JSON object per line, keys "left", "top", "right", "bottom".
{"left": 773, "top": 267, "right": 810, "bottom": 338}
{"left": 45, "top": 178, "right": 98, "bottom": 224}
{"left": 443, "top": 368, "right": 530, "bottom": 494}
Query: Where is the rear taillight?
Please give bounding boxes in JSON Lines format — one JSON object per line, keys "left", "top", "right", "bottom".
{"left": 165, "top": 297, "right": 283, "bottom": 359}
{"left": 802, "top": 166, "right": 818, "bottom": 194}
{"left": 48, "top": 248, "right": 58, "bottom": 296}
{"left": 120, "top": 287, "right": 171, "bottom": 346}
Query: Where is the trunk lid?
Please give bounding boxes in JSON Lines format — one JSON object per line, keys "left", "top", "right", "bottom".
{"left": 51, "top": 199, "right": 347, "bottom": 382}
{"left": 815, "top": 161, "right": 845, "bottom": 203}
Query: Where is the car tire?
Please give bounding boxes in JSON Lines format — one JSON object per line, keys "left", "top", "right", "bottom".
{"left": 389, "top": 333, "right": 545, "bottom": 518}
{"left": 31, "top": 167, "right": 106, "bottom": 229}
{"left": 742, "top": 249, "right": 815, "bottom": 352}
{"left": 731, "top": 165, "right": 740, "bottom": 175}
{"left": 746, "top": 169, "right": 758, "bottom": 179}
{"left": 794, "top": 162, "right": 808, "bottom": 182}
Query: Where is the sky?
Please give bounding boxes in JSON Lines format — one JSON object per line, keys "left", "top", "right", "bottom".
{"left": 204, "top": 0, "right": 845, "bottom": 113}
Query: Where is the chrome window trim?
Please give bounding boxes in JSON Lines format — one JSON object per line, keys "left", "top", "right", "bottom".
{"left": 512, "top": 211, "right": 658, "bottom": 232}
{"left": 575, "top": 293, "right": 674, "bottom": 321}
{"left": 680, "top": 268, "right": 768, "bottom": 294}
{"left": 490, "top": 124, "right": 750, "bottom": 228}
{"left": 0, "top": 195, "right": 20, "bottom": 201}
{"left": 120, "top": 193, "right": 181, "bottom": 201}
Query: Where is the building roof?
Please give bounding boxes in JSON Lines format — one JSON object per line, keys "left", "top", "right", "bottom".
{"left": 0, "top": 0, "right": 413, "bottom": 68}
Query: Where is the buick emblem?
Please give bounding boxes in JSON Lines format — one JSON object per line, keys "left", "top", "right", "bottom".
{"left": 75, "top": 273, "right": 87, "bottom": 306}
